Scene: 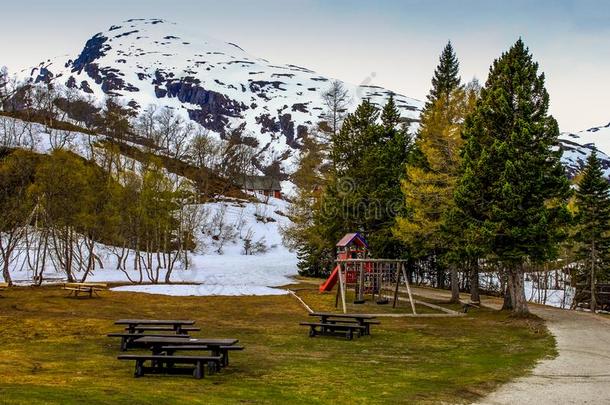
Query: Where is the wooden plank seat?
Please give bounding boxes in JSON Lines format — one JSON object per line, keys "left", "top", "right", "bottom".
{"left": 107, "top": 333, "right": 190, "bottom": 351}
{"left": 115, "top": 319, "right": 195, "bottom": 334}
{"left": 125, "top": 326, "right": 200, "bottom": 334}
{"left": 300, "top": 322, "right": 366, "bottom": 340}
{"left": 160, "top": 345, "right": 244, "bottom": 367}
{"left": 117, "top": 354, "right": 222, "bottom": 379}
{"left": 309, "top": 312, "right": 378, "bottom": 336}
{"left": 320, "top": 319, "right": 381, "bottom": 336}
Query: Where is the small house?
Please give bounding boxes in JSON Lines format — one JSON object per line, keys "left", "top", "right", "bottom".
{"left": 237, "top": 175, "right": 282, "bottom": 199}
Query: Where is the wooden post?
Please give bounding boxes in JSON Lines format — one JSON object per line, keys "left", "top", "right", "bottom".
{"left": 392, "top": 261, "right": 401, "bottom": 308}
{"left": 402, "top": 262, "right": 417, "bottom": 315}
{"left": 358, "top": 260, "right": 365, "bottom": 301}
{"left": 338, "top": 263, "right": 347, "bottom": 314}
{"left": 334, "top": 274, "right": 340, "bottom": 308}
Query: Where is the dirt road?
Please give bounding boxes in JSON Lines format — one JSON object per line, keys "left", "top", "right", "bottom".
{"left": 411, "top": 287, "right": 610, "bottom": 404}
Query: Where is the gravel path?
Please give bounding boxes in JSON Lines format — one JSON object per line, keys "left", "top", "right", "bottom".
{"left": 411, "top": 287, "right": 610, "bottom": 404}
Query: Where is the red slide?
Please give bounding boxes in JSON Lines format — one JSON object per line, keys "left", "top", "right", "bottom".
{"left": 319, "top": 265, "right": 340, "bottom": 292}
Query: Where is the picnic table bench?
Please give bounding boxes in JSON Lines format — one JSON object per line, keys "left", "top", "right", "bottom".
{"left": 115, "top": 319, "right": 196, "bottom": 335}
{"left": 301, "top": 313, "right": 379, "bottom": 340}
{"left": 310, "top": 312, "right": 379, "bottom": 336}
{"left": 117, "top": 354, "right": 223, "bottom": 379}
{"left": 109, "top": 320, "right": 197, "bottom": 350}
{"left": 108, "top": 332, "right": 191, "bottom": 351}
{"left": 300, "top": 321, "right": 366, "bottom": 340}
{"left": 63, "top": 282, "right": 107, "bottom": 298}
{"left": 135, "top": 336, "right": 241, "bottom": 368}
{"left": 159, "top": 345, "right": 244, "bottom": 367}
{"left": 124, "top": 325, "right": 201, "bottom": 334}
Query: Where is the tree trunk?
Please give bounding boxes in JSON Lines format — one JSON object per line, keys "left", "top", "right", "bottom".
{"left": 590, "top": 239, "right": 597, "bottom": 312}
{"left": 2, "top": 260, "right": 13, "bottom": 286}
{"left": 510, "top": 265, "right": 530, "bottom": 316}
{"left": 501, "top": 272, "right": 513, "bottom": 311}
{"left": 449, "top": 265, "right": 460, "bottom": 303}
{"left": 470, "top": 262, "right": 480, "bottom": 303}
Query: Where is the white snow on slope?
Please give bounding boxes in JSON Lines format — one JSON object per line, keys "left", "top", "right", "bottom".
{"left": 560, "top": 122, "right": 610, "bottom": 178}
{"left": 8, "top": 197, "right": 298, "bottom": 296}
{"left": 26, "top": 18, "right": 423, "bottom": 173}
{"left": 561, "top": 122, "right": 610, "bottom": 155}
{"left": 1, "top": 115, "right": 299, "bottom": 296}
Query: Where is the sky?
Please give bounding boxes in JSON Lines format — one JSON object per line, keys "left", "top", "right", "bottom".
{"left": 1, "top": 0, "right": 609, "bottom": 132}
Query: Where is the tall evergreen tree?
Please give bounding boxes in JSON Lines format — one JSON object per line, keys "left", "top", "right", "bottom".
{"left": 454, "top": 39, "right": 571, "bottom": 315}
{"left": 397, "top": 43, "right": 464, "bottom": 296}
{"left": 287, "top": 97, "right": 412, "bottom": 275}
{"left": 426, "top": 41, "right": 461, "bottom": 110}
{"left": 573, "top": 150, "right": 610, "bottom": 311}
{"left": 381, "top": 94, "right": 401, "bottom": 129}
{"left": 395, "top": 84, "right": 477, "bottom": 302}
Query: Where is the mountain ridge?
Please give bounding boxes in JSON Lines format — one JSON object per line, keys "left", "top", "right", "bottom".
{"left": 26, "top": 18, "right": 423, "bottom": 173}
{"left": 16, "top": 18, "right": 610, "bottom": 180}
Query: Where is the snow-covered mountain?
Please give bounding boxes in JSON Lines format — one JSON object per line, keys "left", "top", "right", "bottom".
{"left": 20, "top": 18, "right": 610, "bottom": 180}
{"left": 27, "top": 18, "right": 423, "bottom": 173}
{"left": 560, "top": 123, "right": 610, "bottom": 178}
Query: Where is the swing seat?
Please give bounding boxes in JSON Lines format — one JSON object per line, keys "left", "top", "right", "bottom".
{"left": 376, "top": 299, "right": 389, "bottom": 305}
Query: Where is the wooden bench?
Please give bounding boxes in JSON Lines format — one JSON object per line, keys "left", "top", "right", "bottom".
{"left": 125, "top": 326, "right": 201, "bottom": 334}
{"left": 115, "top": 319, "right": 195, "bottom": 335}
{"left": 63, "top": 283, "right": 107, "bottom": 298}
{"left": 309, "top": 312, "right": 378, "bottom": 336}
{"left": 117, "top": 354, "right": 222, "bottom": 379}
{"left": 300, "top": 322, "right": 366, "bottom": 340}
{"left": 322, "top": 319, "right": 381, "bottom": 336}
{"left": 107, "top": 333, "right": 190, "bottom": 351}
{"left": 0, "top": 282, "right": 8, "bottom": 295}
{"left": 160, "top": 345, "right": 245, "bottom": 367}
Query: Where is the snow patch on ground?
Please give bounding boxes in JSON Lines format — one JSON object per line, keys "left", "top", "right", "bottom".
{"left": 111, "top": 284, "right": 288, "bottom": 296}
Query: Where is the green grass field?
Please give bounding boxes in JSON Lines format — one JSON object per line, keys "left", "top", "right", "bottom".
{"left": 0, "top": 283, "right": 556, "bottom": 404}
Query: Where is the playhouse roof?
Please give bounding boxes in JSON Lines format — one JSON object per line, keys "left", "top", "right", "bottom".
{"left": 336, "top": 233, "right": 368, "bottom": 248}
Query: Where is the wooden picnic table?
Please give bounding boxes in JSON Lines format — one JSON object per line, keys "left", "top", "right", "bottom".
{"left": 135, "top": 336, "right": 240, "bottom": 366}
{"left": 63, "top": 282, "right": 107, "bottom": 298}
{"left": 135, "top": 336, "right": 238, "bottom": 354}
{"left": 115, "top": 319, "right": 196, "bottom": 335}
{"left": 308, "top": 312, "right": 379, "bottom": 336}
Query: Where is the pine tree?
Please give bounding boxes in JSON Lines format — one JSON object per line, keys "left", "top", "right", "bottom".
{"left": 573, "top": 150, "right": 610, "bottom": 311}
{"left": 395, "top": 85, "right": 477, "bottom": 301}
{"left": 426, "top": 41, "right": 461, "bottom": 110}
{"left": 381, "top": 94, "right": 401, "bottom": 129}
{"left": 454, "top": 39, "right": 571, "bottom": 315}
{"left": 365, "top": 97, "right": 411, "bottom": 258}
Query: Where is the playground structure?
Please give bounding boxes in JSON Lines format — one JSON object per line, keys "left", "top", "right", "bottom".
{"left": 320, "top": 233, "right": 417, "bottom": 314}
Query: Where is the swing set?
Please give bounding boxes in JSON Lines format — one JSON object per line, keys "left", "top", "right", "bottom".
{"left": 320, "top": 233, "right": 417, "bottom": 314}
